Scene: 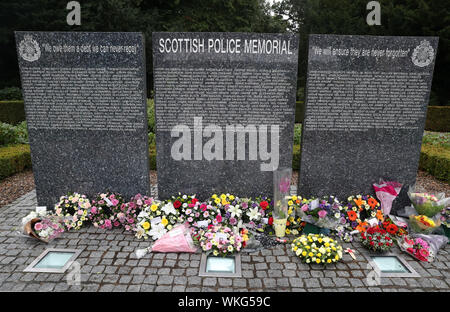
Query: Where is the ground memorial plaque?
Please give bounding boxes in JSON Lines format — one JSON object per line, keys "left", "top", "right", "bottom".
{"left": 299, "top": 34, "right": 438, "bottom": 211}
{"left": 153, "top": 32, "right": 299, "bottom": 199}
{"left": 15, "top": 32, "right": 150, "bottom": 207}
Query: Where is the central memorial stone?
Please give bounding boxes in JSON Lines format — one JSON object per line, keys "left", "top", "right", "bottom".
{"left": 15, "top": 32, "right": 150, "bottom": 207}
{"left": 298, "top": 34, "right": 438, "bottom": 211}
{"left": 153, "top": 32, "right": 299, "bottom": 199}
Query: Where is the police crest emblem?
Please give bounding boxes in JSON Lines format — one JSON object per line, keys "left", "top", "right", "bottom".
{"left": 18, "top": 35, "right": 41, "bottom": 62}
{"left": 411, "top": 40, "right": 434, "bottom": 67}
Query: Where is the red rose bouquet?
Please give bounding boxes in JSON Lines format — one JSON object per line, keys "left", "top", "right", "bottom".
{"left": 361, "top": 225, "right": 394, "bottom": 253}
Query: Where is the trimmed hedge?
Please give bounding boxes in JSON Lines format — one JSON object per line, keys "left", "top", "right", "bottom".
{"left": 0, "top": 100, "right": 25, "bottom": 125}
{"left": 292, "top": 144, "right": 300, "bottom": 170}
{"left": 0, "top": 144, "right": 32, "bottom": 180}
{"left": 419, "top": 144, "right": 450, "bottom": 183}
{"left": 0, "top": 87, "right": 22, "bottom": 101}
{"left": 2, "top": 142, "right": 448, "bottom": 184}
{"left": 425, "top": 106, "right": 450, "bottom": 132}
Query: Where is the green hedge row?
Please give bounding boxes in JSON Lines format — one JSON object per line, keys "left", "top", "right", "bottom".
{"left": 0, "top": 144, "right": 32, "bottom": 180}
{"left": 0, "top": 101, "right": 25, "bottom": 125}
{"left": 419, "top": 145, "right": 450, "bottom": 183}
{"left": 2, "top": 143, "right": 448, "bottom": 184}
{"left": 0, "top": 87, "right": 22, "bottom": 101}
{"left": 425, "top": 106, "right": 450, "bottom": 132}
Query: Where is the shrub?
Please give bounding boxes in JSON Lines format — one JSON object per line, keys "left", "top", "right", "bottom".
{"left": 0, "top": 144, "right": 32, "bottom": 180}
{"left": 0, "top": 100, "right": 25, "bottom": 124}
{"left": 422, "top": 131, "right": 450, "bottom": 149}
{"left": 147, "top": 98, "right": 155, "bottom": 133}
{"left": 148, "top": 132, "right": 155, "bottom": 146}
{"left": 294, "top": 124, "right": 302, "bottom": 146}
{"left": 419, "top": 145, "right": 450, "bottom": 183}
{"left": 0, "top": 87, "right": 22, "bottom": 101}
{"left": 425, "top": 106, "right": 450, "bottom": 132}
{"left": 0, "top": 121, "right": 28, "bottom": 146}
{"left": 292, "top": 144, "right": 301, "bottom": 170}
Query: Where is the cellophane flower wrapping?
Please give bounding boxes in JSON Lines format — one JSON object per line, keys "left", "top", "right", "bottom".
{"left": 440, "top": 207, "right": 450, "bottom": 228}
{"left": 151, "top": 223, "right": 197, "bottom": 253}
{"left": 273, "top": 168, "right": 291, "bottom": 219}
{"left": 407, "top": 186, "right": 450, "bottom": 217}
{"left": 373, "top": 179, "right": 402, "bottom": 215}
{"left": 31, "top": 215, "right": 65, "bottom": 242}
{"left": 397, "top": 234, "right": 448, "bottom": 262}
{"left": 408, "top": 214, "right": 441, "bottom": 234}
{"left": 21, "top": 209, "right": 47, "bottom": 233}
{"left": 21, "top": 210, "right": 64, "bottom": 243}
{"left": 296, "top": 197, "right": 342, "bottom": 231}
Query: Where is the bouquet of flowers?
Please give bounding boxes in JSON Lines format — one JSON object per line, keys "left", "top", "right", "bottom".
{"left": 381, "top": 216, "right": 408, "bottom": 237}
{"left": 285, "top": 196, "right": 304, "bottom": 236}
{"left": 158, "top": 200, "right": 181, "bottom": 228}
{"left": 407, "top": 188, "right": 450, "bottom": 217}
{"left": 21, "top": 208, "right": 48, "bottom": 231}
{"left": 398, "top": 235, "right": 433, "bottom": 262}
{"left": 210, "top": 194, "right": 242, "bottom": 228}
{"left": 54, "top": 192, "right": 91, "bottom": 230}
{"left": 440, "top": 207, "right": 450, "bottom": 228}
{"left": 296, "top": 196, "right": 343, "bottom": 230}
{"left": 21, "top": 209, "right": 64, "bottom": 243}
{"left": 409, "top": 214, "right": 441, "bottom": 234}
{"left": 31, "top": 216, "right": 65, "bottom": 242}
{"left": 89, "top": 192, "right": 124, "bottom": 230}
{"left": 239, "top": 197, "right": 272, "bottom": 232}
{"left": 344, "top": 195, "right": 383, "bottom": 233}
{"left": 134, "top": 199, "right": 172, "bottom": 240}
{"left": 210, "top": 193, "right": 239, "bottom": 210}
{"left": 113, "top": 202, "right": 140, "bottom": 232}
{"left": 178, "top": 200, "right": 221, "bottom": 233}
{"left": 291, "top": 234, "right": 343, "bottom": 265}
{"left": 373, "top": 179, "right": 403, "bottom": 215}
{"left": 135, "top": 223, "right": 198, "bottom": 258}
{"left": 169, "top": 193, "right": 198, "bottom": 219}
{"left": 197, "top": 225, "right": 246, "bottom": 257}
{"left": 360, "top": 225, "right": 394, "bottom": 253}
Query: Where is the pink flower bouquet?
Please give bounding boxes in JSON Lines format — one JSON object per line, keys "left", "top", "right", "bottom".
{"left": 151, "top": 223, "right": 197, "bottom": 253}
{"left": 197, "top": 225, "right": 246, "bottom": 257}
{"left": 373, "top": 179, "right": 403, "bottom": 215}
{"left": 398, "top": 235, "right": 433, "bottom": 262}
{"left": 89, "top": 192, "right": 124, "bottom": 230}
{"left": 23, "top": 215, "right": 65, "bottom": 243}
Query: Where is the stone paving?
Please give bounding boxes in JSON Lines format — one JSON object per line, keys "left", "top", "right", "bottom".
{"left": 0, "top": 190, "right": 449, "bottom": 292}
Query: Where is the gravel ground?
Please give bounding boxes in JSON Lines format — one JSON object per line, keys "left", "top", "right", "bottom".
{"left": 0, "top": 170, "right": 448, "bottom": 209}
{"left": 0, "top": 170, "right": 35, "bottom": 208}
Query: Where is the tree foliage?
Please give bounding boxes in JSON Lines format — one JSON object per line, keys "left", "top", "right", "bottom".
{"left": 0, "top": 0, "right": 448, "bottom": 104}
{"left": 273, "top": 0, "right": 450, "bottom": 105}
{"left": 0, "top": 0, "right": 286, "bottom": 92}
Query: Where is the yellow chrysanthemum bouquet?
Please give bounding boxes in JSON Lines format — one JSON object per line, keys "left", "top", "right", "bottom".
{"left": 291, "top": 234, "right": 343, "bottom": 265}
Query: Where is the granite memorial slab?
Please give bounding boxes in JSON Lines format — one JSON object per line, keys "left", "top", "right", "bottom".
{"left": 298, "top": 34, "right": 439, "bottom": 211}
{"left": 15, "top": 31, "right": 150, "bottom": 207}
{"left": 153, "top": 32, "right": 299, "bottom": 199}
